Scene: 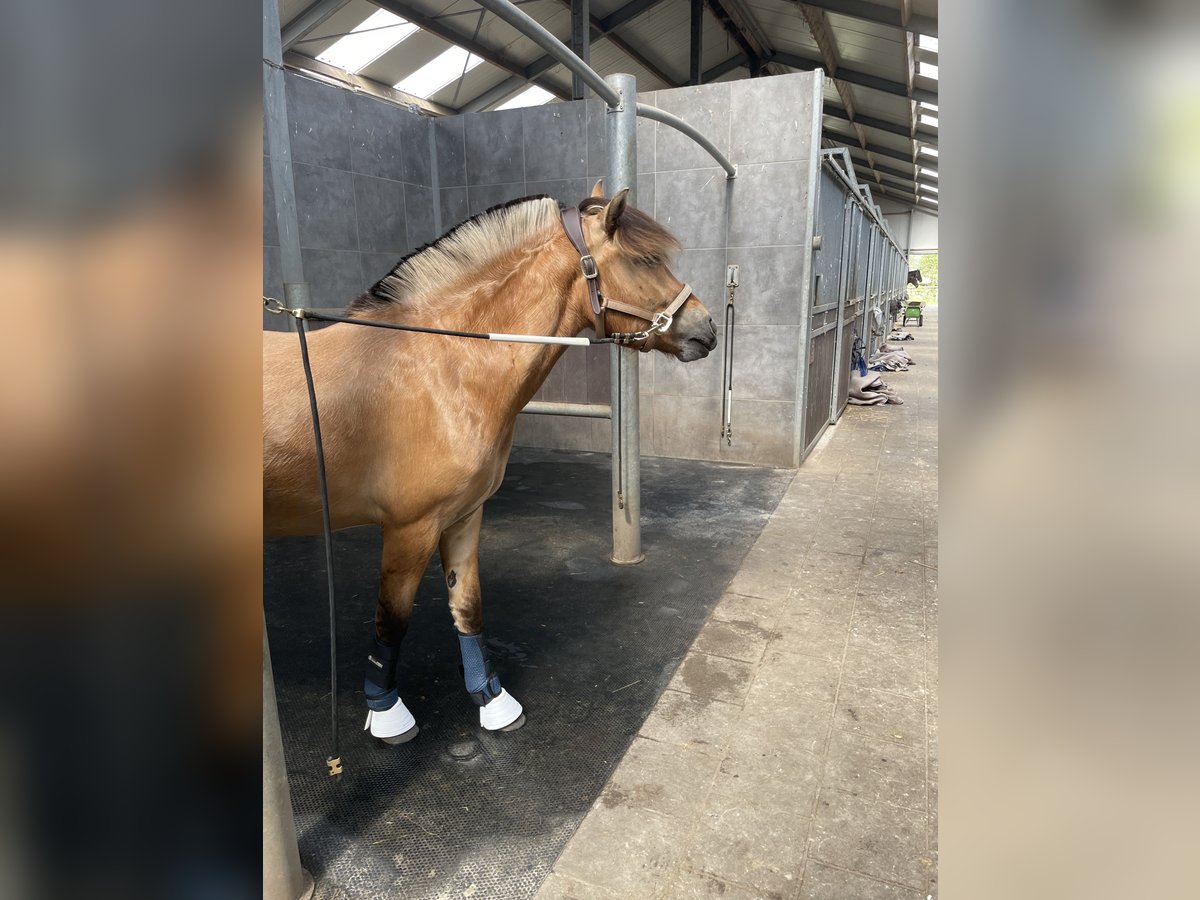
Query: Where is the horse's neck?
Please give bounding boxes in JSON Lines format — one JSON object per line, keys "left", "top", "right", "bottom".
{"left": 396, "top": 237, "right": 590, "bottom": 417}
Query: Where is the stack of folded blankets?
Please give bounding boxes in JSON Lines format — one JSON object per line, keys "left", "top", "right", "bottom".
{"left": 869, "top": 343, "right": 916, "bottom": 372}
{"left": 848, "top": 370, "right": 904, "bottom": 405}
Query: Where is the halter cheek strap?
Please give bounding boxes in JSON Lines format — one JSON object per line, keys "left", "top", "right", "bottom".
{"left": 561, "top": 206, "right": 604, "bottom": 336}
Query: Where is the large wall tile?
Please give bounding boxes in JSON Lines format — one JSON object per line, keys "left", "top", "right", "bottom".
{"left": 353, "top": 174, "right": 408, "bottom": 253}
{"left": 726, "top": 162, "right": 809, "bottom": 248}
{"left": 400, "top": 113, "right": 433, "bottom": 187}
{"left": 349, "top": 93, "right": 407, "bottom": 182}
{"left": 730, "top": 325, "right": 801, "bottom": 403}
{"left": 523, "top": 103, "right": 587, "bottom": 182}
{"left": 360, "top": 251, "right": 401, "bottom": 288}
{"left": 303, "top": 248, "right": 368, "bottom": 310}
{"left": 440, "top": 186, "right": 469, "bottom": 230}
{"left": 654, "top": 168, "right": 730, "bottom": 250}
{"left": 526, "top": 178, "right": 589, "bottom": 210}
{"left": 467, "top": 182, "right": 527, "bottom": 217}
{"left": 285, "top": 73, "right": 352, "bottom": 171}
{"left": 434, "top": 116, "right": 467, "bottom": 187}
{"left": 464, "top": 109, "right": 524, "bottom": 185}
{"left": 404, "top": 183, "right": 438, "bottom": 249}
{"left": 729, "top": 73, "right": 816, "bottom": 164}
{"left": 654, "top": 83, "right": 731, "bottom": 173}
{"left": 652, "top": 394, "right": 722, "bottom": 461}
{"left": 293, "top": 163, "right": 358, "bottom": 251}
{"left": 654, "top": 350, "right": 723, "bottom": 400}
{"left": 718, "top": 399, "right": 797, "bottom": 467}
{"left": 723, "top": 246, "right": 807, "bottom": 326}
{"left": 263, "top": 245, "right": 283, "bottom": 304}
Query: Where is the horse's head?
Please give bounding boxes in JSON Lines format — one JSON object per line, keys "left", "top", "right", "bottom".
{"left": 579, "top": 185, "right": 717, "bottom": 362}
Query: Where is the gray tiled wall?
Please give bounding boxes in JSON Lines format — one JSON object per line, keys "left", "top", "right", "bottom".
{"left": 267, "top": 69, "right": 822, "bottom": 467}
{"left": 263, "top": 72, "right": 442, "bottom": 330}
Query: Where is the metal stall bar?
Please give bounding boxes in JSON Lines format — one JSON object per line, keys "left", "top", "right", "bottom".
{"left": 635, "top": 104, "right": 737, "bottom": 178}
{"left": 607, "top": 72, "right": 644, "bottom": 564}
{"left": 473, "top": 0, "right": 620, "bottom": 107}
{"left": 264, "top": 0, "right": 310, "bottom": 328}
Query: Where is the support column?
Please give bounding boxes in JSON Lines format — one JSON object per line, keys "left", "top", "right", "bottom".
{"left": 570, "top": 0, "right": 591, "bottom": 100}
{"left": 606, "top": 73, "right": 644, "bottom": 565}
{"left": 264, "top": 0, "right": 310, "bottom": 328}
{"left": 690, "top": 0, "right": 703, "bottom": 85}
{"left": 264, "top": 622, "right": 314, "bottom": 900}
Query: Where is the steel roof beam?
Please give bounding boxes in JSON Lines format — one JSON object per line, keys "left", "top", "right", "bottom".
{"left": 824, "top": 126, "right": 917, "bottom": 165}
{"left": 552, "top": 0, "right": 680, "bottom": 87}
{"left": 824, "top": 104, "right": 937, "bottom": 147}
{"left": 796, "top": 0, "right": 937, "bottom": 37}
{"left": 702, "top": 52, "right": 749, "bottom": 81}
{"left": 371, "top": 1, "right": 572, "bottom": 101}
{"left": 769, "top": 49, "right": 936, "bottom": 103}
{"left": 704, "top": 0, "right": 766, "bottom": 76}
{"left": 282, "top": 0, "right": 348, "bottom": 50}
{"left": 599, "top": 0, "right": 671, "bottom": 31}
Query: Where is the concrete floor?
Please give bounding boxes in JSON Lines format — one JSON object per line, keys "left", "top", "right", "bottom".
{"left": 536, "top": 307, "right": 939, "bottom": 899}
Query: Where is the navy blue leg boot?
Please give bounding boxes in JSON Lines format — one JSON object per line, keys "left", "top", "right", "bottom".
{"left": 458, "top": 632, "right": 524, "bottom": 731}
{"left": 362, "top": 637, "right": 418, "bottom": 744}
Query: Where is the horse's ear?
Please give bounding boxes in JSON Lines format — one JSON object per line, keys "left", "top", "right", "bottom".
{"left": 590, "top": 179, "right": 605, "bottom": 198}
{"left": 603, "top": 188, "right": 629, "bottom": 237}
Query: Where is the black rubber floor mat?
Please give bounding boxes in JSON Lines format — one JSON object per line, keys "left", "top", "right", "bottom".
{"left": 265, "top": 447, "right": 791, "bottom": 900}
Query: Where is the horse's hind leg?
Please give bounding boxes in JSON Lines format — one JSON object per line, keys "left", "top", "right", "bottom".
{"left": 363, "top": 522, "right": 439, "bottom": 745}
{"left": 439, "top": 506, "right": 525, "bottom": 732}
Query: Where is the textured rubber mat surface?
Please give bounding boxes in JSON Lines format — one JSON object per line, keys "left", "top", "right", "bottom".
{"left": 265, "top": 447, "right": 791, "bottom": 900}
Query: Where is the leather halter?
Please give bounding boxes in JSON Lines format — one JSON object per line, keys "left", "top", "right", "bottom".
{"left": 560, "top": 206, "right": 692, "bottom": 348}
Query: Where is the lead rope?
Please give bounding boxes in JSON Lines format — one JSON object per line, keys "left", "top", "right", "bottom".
{"left": 294, "top": 319, "right": 343, "bottom": 778}
{"left": 720, "top": 265, "right": 739, "bottom": 445}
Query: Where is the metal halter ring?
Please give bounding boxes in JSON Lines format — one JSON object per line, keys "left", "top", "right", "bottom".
{"left": 650, "top": 311, "right": 674, "bottom": 334}
{"left": 263, "top": 295, "right": 287, "bottom": 314}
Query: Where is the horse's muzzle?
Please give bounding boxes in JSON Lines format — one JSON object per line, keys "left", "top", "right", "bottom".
{"left": 675, "top": 314, "right": 718, "bottom": 361}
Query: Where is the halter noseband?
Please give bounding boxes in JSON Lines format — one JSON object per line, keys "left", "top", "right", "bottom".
{"left": 560, "top": 206, "right": 692, "bottom": 349}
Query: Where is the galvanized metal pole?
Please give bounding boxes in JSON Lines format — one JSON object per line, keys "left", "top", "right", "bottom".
{"left": 606, "top": 73, "right": 644, "bottom": 565}
{"left": 264, "top": 623, "right": 315, "bottom": 900}
{"left": 264, "top": 0, "right": 310, "bottom": 325}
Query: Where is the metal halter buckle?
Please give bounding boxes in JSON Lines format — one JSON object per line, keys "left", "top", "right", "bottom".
{"left": 650, "top": 312, "right": 673, "bottom": 333}
{"left": 579, "top": 255, "right": 598, "bottom": 280}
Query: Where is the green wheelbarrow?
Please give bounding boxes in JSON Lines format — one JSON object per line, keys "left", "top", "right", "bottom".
{"left": 902, "top": 300, "right": 924, "bottom": 327}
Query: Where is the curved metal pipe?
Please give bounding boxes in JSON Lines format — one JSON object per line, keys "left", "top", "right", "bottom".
{"left": 635, "top": 103, "right": 737, "bottom": 178}
{"left": 473, "top": 0, "right": 621, "bottom": 108}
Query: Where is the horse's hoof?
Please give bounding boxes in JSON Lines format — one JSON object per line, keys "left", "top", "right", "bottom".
{"left": 375, "top": 723, "right": 419, "bottom": 746}
{"left": 479, "top": 688, "right": 524, "bottom": 731}
{"left": 364, "top": 698, "right": 418, "bottom": 744}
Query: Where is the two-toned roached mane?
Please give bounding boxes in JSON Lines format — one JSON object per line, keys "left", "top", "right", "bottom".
{"left": 263, "top": 188, "right": 715, "bottom": 741}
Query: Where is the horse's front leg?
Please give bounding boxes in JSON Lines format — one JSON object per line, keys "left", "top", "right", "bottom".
{"left": 439, "top": 506, "right": 525, "bottom": 732}
{"left": 363, "top": 521, "right": 440, "bottom": 745}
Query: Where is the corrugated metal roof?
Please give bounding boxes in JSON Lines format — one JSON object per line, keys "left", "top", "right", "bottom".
{"left": 280, "top": 0, "right": 937, "bottom": 214}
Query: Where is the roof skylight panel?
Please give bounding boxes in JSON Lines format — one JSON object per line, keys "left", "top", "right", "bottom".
{"left": 494, "top": 85, "right": 554, "bottom": 110}
{"left": 315, "top": 9, "right": 417, "bottom": 74}
{"left": 395, "top": 46, "right": 484, "bottom": 98}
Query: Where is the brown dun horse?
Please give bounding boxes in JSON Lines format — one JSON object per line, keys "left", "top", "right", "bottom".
{"left": 263, "top": 185, "right": 716, "bottom": 741}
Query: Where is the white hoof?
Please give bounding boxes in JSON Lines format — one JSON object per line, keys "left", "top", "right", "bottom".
{"left": 479, "top": 689, "right": 524, "bottom": 731}
{"left": 364, "top": 697, "right": 418, "bottom": 744}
